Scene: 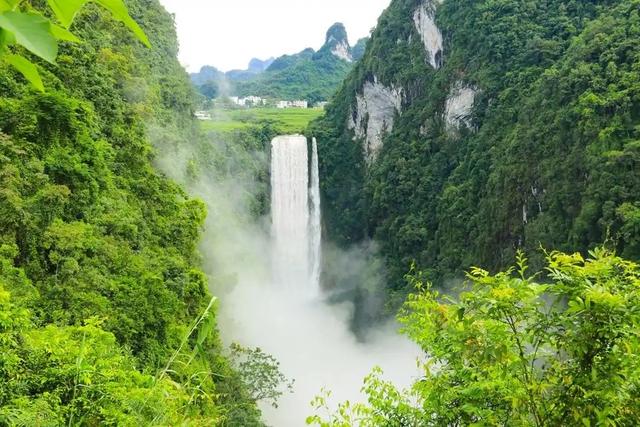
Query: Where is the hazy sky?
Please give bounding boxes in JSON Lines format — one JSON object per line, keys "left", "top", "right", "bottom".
{"left": 158, "top": 0, "right": 391, "bottom": 72}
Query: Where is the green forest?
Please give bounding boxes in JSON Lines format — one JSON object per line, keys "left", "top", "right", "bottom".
{"left": 310, "top": 0, "right": 640, "bottom": 303}
{"left": 1, "top": 0, "right": 639, "bottom": 425}
{"left": 0, "top": 0, "right": 269, "bottom": 424}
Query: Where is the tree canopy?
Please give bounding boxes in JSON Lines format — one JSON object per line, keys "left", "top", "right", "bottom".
{"left": 309, "top": 249, "right": 640, "bottom": 426}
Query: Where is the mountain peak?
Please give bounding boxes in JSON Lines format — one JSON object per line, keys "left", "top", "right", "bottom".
{"left": 248, "top": 57, "right": 274, "bottom": 73}
{"left": 325, "top": 22, "right": 349, "bottom": 45}
{"left": 323, "top": 23, "right": 352, "bottom": 62}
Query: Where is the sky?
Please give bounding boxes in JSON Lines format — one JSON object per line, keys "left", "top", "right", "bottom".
{"left": 158, "top": 0, "right": 392, "bottom": 72}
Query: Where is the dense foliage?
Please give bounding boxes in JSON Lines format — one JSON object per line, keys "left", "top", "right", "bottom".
{"left": 310, "top": 0, "right": 640, "bottom": 301}
{"left": 309, "top": 249, "right": 640, "bottom": 426}
{"left": 0, "top": 0, "right": 266, "bottom": 424}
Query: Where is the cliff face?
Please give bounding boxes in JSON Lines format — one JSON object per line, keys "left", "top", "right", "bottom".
{"left": 310, "top": 0, "right": 640, "bottom": 292}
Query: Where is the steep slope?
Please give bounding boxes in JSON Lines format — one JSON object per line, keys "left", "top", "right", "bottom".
{"left": 310, "top": 0, "right": 640, "bottom": 297}
{"left": 234, "top": 23, "right": 359, "bottom": 102}
{"left": 351, "top": 37, "right": 369, "bottom": 61}
{"left": 0, "top": 0, "right": 262, "bottom": 424}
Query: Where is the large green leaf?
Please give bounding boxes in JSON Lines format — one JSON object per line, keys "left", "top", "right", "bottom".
{"left": 0, "top": 11, "right": 57, "bottom": 62}
{"left": 50, "top": 23, "right": 81, "bottom": 43}
{"left": 0, "top": 0, "right": 19, "bottom": 12}
{"left": 0, "top": 27, "right": 15, "bottom": 48}
{"left": 46, "top": 0, "right": 87, "bottom": 28}
{"left": 95, "top": 0, "right": 150, "bottom": 47}
{"left": 4, "top": 53, "right": 44, "bottom": 91}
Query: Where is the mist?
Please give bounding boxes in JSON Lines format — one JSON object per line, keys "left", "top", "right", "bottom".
{"left": 151, "top": 123, "right": 421, "bottom": 426}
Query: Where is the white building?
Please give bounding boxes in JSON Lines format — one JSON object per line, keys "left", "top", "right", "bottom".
{"left": 244, "top": 96, "right": 266, "bottom": 106}
{"left": 277, "top": 100, "right": 308, "bottom": 109}
{"left": 229, "top": 95, "right": 266, "bottom": 107}
{"left": 194, "top": 111, "right": 212, "bottom": 120}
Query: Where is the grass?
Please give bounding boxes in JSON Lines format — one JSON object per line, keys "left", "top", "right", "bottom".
{"left": 200, "top": 107, "right": 324, "bottom": 135}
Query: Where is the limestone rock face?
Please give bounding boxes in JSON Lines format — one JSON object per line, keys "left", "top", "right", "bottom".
{"left": 445, "top": 82, "right": 477, "bottom": 130}
{"left": 413, "top": 0, "right": 443, "bottom": 69}
{"left": 324, "top": 23, "right": 353, "bottom": 62}
{"left": 332, "top": 40, "right": 353, "bottom": 62}
{"left": 348, "top": 78, "right": 403, "bottom": 162}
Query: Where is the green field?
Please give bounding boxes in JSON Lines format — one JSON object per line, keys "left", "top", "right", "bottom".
{"left": 200, "top": 107, "right": 324, "bottom": 134}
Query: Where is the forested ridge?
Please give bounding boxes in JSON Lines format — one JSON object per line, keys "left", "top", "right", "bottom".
{"left": 0, "top": 0, "right": 264, "bottom": 424}
{"left": 192, "top": 23, "right": 364, "bottom": 104}
{"left": 310, "top": 0, "right": 640, "bottom": 301}
{"left": 234, "top": 24, "right": 355, "bottom": 103}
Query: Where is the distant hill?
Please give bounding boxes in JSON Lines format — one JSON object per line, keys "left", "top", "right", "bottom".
{"left": 235, "top": 23, "right": 360, "bottom": 103}
{"left": 226, "top": 57, "right": 275, "bottom": 81}
{"left": 351, "top": 37, "right": 368, "bottom": 61}
{"left": 191, "top": 23, "right": 369, "bottom": 103}
{"left": 190, "top": 65, "right": 224, "bottom": 86}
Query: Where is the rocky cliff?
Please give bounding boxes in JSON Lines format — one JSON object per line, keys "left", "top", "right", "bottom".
{"left": 310, "top": 0, "right": 640, "bottom": 295}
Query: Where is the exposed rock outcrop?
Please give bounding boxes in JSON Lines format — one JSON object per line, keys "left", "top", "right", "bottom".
{"left": 445, "top": 82, "right": 477, "bottom": 130}
{"left": 413, "top": 0, "right": 443, "bottom": 69}
{"left": 324, "top": 23, "right": 353, "bottom": 62}
{"left": 348, "top": 78, "right": 403, "bottom": 162}
{"left": 332, "top": 41, "right": 353, "bottom": 62}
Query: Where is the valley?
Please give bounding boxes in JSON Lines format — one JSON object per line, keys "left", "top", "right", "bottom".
{"left": 0, "top": 0, "right": 638, "bottom": 426}
{"left": 199, "top": 107, "right": 324, "bottom": 134}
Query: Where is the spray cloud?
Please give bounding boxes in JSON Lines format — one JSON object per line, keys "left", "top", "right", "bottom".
{"left": 152, "top": 122, "right": 420, "bottom": 426}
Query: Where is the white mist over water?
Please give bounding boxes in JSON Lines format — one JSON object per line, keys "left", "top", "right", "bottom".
{"left": 222, "top": 134, "right": 420, "bottom": 426}
{"left": 156, "top": 129, "right": 421, "bottom": 427}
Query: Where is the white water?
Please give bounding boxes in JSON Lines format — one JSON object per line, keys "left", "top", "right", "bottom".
{"left": 309, "top": 137, "right": 322, "bottom": 292}
{"left": 271, "top": 135, "right": 312, "bottom": 290}
{"left": 212, "top": 134, "right": 420, "bottom": 427}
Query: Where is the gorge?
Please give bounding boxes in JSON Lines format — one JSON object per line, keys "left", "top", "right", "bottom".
{"left": 0, "top": 0, "right": 638, "bottom": 424}
{"left": 213, "top": 134, "right": 418, "bottom": 425}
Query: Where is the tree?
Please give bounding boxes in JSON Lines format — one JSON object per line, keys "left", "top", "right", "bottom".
{"left": 0, "top": 0, "right": 149, "bottom": 91}
{"left": 230, "top": 343, "right": 294, "bottom": 409}
{"left": 198, "top": 80, "right": 220, "bottom": 99}
{"left": 308, "top": 249, "right": 640, "bottom": 426}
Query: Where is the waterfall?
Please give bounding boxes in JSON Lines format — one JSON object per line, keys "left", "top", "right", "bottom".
{"left": 309, "top": 137, "right": 322, "bottom": 291}
{"left": 270, "top": 135, "right": 311, "bottom": 289}
{"left": 270, "top": 135, "right": 321, "bottom": 292}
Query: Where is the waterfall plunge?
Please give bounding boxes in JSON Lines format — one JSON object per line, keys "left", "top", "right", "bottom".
{"left": 215, "top": 134, "right": 419, "bottom": 426}
{"left": 270, "top": 135, "right": 321, "bottom": 293}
